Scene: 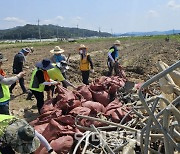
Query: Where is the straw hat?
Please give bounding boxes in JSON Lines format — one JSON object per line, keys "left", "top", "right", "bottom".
{"left": 5, "top": 119, "right": 40, "bottom": 154}
{"left": 114, "top": 40, "right": 121, "bottom": 45}
{"left": 79, "top": 44, "right": 87, "bottom": 50}
{"left": 50, "top": 46, "right": 64, "bottom": 54}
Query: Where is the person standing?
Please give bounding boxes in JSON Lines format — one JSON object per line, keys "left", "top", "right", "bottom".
{"left": 78, "top": 44, "right": 94, "bottom": 85}
{"left": 29, "top": 59, "right": 57, "bottom": 114}
{"left": 107, "top": 40, "right": 121, "bottom": 76}
{"left": 0, "top": 53, "right": 25, "bottom": 115}
{"left": 50, "top": 46, "right": 69, "bottom": 87}
{"left": 9, "top": 47, "right": 31, "bottom": 94}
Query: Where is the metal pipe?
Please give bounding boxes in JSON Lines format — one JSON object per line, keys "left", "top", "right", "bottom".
{"left": 138, "top": 60, "right": 180, "bottom": 151}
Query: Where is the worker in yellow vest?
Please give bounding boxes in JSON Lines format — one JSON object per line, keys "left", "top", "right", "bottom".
{"left": 29, "top": 59, "right": 58, "bottom": 114}
{"left": 78, "top": 44, "right": 94, "bottom": 85}
{"left": 0, "top": 114, "right": 56, "bottom": 154}
{"left": 0, "top": 53, "right": 25, "bottom": 115}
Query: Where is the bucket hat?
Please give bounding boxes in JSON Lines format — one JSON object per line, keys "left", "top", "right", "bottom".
{"left": 4, "top": 119, "right": 40, "bottom": 154}
{"left": 114, "top": 40, "right": 121, "bottom": 45}
{"left": 36, "top": 59, "right": 54, "bottom": 70}
{"left": 50, "top": 46, "right": 64, "bottom": 54}
{"left": 0, "top": 53, "right": 8, "bottom": 62}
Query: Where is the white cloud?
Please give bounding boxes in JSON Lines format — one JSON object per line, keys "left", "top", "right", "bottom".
{"left": 70, "top": 16, "right": 82, "bottom": 26}
{"left": 3, "top": 17, "right": 26, "bottom": 24}
{"left": 55, "top": 16, "right": 64, "bottom": 21}
{"left": 168, "top": 0, "right": 180, "bottom": 9}
{"left": 148, "top": 10, "right": 159, "bottom": 17}
{"left": 41, "top": 16, "right": 64, "bottom": 25}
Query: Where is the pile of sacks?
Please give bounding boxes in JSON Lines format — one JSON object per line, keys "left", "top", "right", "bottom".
{"left": 31, "top": 76, "right": 132, "bottom": 154}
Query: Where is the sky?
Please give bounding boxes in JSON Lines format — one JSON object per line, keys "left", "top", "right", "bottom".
{"left": 0, "top": 0, "right": 180, "bottom": 33}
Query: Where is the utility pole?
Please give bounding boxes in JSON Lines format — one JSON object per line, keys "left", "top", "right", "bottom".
{"left": 77, "top": 24, "right": 79, "bottom": 38}
{"left": 111, "top": 28, "right": 113, "bottom": 37}
{"left": 99, "top": 27, "right": 101, "bottom": 37}
{"left": 56, "top": 25, "right": 59, "bottom": 40}
{"left": 38, "top": 19, "right": 41, "bottom": 42}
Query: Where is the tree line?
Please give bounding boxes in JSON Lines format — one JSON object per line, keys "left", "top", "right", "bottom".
{"left": 0, "top": 24, "right": 111, "bottom": 40}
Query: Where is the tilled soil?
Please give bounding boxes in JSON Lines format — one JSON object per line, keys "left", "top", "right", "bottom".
{"left": 0, "top": 38, "right": 179, "bottom": 121}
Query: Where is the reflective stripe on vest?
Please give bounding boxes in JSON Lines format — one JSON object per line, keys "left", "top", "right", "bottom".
{"left": 29, "top": 69, "right": 45, "bottom": 92}
{"left": 0, "top": 114, "right": 15, "bottom": 138}
{"left": 80, "top": 55, "right": 90, "bottom": 71}
{"left": 0, "top": 84, "right": 10, "bottom": 103}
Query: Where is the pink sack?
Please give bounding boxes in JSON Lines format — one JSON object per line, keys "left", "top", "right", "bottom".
{"left": 69, "top": 107, "right": 91, "bottom": 116}
{"left": 82, "top": 101, "right": 106, "bottom": 113}
{"left": 37, "top": 136, "right": 74, "bottom": 154}
{"left": 105, "top": 99, "right": 122, "bottom": 112}
{"left": 90, "top": 90, "right": 110, "bottom": 106}
{"left": 34, "top": 123, "right": 49, "bottom": 134}
{"left": 77, "top": 85, "right": 92, "bottom": 101}
{"left": 40, "top": 100, "right": 54, "bottom": 114}
{"left": 105, "top": 107, "right": 131, "bottom": 123}
{"left": 42, "top": 119, "right": 77, "bottom": 142}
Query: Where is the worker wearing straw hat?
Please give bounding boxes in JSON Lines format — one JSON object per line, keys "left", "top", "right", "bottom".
{"left": 78, "top": 44, "right": 94, "bottom": 85}
{"left": 107, "top": 40, "right": 121, "bottom": 76}
{"left": 50, "top": 46, "right": 68, "bottom": 87}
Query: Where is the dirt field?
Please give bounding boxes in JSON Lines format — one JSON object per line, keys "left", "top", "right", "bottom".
{"left": 0, "top": 37, "right": 179, "bottom": 122}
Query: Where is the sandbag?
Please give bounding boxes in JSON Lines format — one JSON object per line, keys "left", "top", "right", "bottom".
{"left": 37, "top": 136, "right": 74, "bottom": 154}
{"left": 55, "top": 115, "right": 75, "bottom": 126}
{"left": 40, "top": 100, "right": 54, "bottom": 114}
{"left": 90, "top": 90, "right": 110, "bottom": 106}
{"left": 105, "top": 99, "right": 122, "bottom": 112}
{"left": 34, "top": 123, "right": 49, "bottom": 134}
{"left": 55, "top": 85, "right": 76, "bottom": 103}
{"left": 82, "top": 101, "right": 106, "bottom": 113}
{"left": 105, "top": 107, "right": 131, "bottom": 123}
{"left": 42, "top": 119, "right": 77, "bottom": 142}
{"left": 69, "top": 107, "right": 91, "bottom": 116}
{"left": 77, "top": 85, "right": 92, "bottom": 101}
{"left": 31, "top": 110, "right": 62, "bottom": 126}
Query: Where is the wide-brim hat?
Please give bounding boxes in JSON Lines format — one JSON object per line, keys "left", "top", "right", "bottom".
{"left": 50, "top": 46, "right": 64, "bottom": 54}
{"left": 36, "top": 59, "right": 54, "bottom": 70}
{"left": 0, "top": 52, "right": 8, "bottom": 62}
{"left": 22, "top": 47, "right": 31, "bottom": 53}
{"left": 114, "top": 40, "right": 121, "bottom": 45}
{"left": 56, "top": 61, "right": 69, "bottom": 70}
{"left": 79, "top": 44, "right": 87, "bottom": 50}
{"left": 4, "top": 119, "right": 40, "bottom": 154}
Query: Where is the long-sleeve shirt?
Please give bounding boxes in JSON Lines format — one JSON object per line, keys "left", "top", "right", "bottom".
{"left": 0, "top": 75, "right": 19, "bottom": 85}
{"left": 12, "top": 52, "right": 25, "bottom": 74}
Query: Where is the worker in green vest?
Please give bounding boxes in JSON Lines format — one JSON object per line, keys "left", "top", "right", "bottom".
{"left": 0, "top": 53, "right": 25, "bottom": 115}
{"left": 0, "top": 114, "right": 57, "bottom": 154}
{"left": 29, "top": 59, "right": 58, "bottom": 114}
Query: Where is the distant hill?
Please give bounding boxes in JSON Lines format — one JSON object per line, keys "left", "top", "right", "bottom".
{"left": 115, "top": 29, "right": 180, "bottom": 37}
{"left": 0, "top": 24, "right": 111, "bottom": 40}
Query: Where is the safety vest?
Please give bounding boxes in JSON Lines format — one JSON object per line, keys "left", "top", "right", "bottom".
{"left": 108, "top": 46, "right": 119, "bottom": 61}
{"left": 0, "top": 70, "right": 10, "bottom": 103}
{"left": 29, "top": 69, "right": 45, "bottom": 92}
{"left": 80, "top": 55, "right": 90, "bottom": 71}
{"left": 0, "top": 114, "right": 16, "bottom": 138}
